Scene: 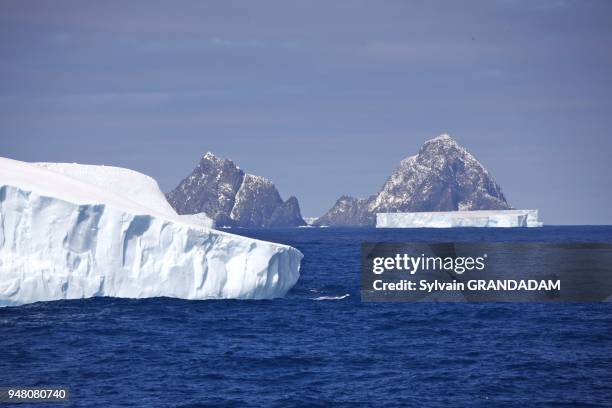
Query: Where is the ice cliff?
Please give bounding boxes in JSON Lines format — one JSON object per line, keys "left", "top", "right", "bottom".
{"left": 0, "top": 157, "right": 302, "bottom": 307}
{"left": 376, "top": 210, "right": 542, "bottom": 228}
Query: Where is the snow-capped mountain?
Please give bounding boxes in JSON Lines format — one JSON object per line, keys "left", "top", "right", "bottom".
{"left": 167, "top": 152, "right": 306, "bottom": 228}
{"left": 315, "top": 134, "right": 511, "bottom": 226}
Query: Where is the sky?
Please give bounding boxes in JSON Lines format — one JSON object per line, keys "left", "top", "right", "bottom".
{"left": 0, "top": 0, "right": 611, "bottom": 224}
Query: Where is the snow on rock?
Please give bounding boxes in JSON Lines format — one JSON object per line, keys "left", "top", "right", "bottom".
{"left": 303, "top": 217, "right": 319, "bottom": 226}
{"left": 0, "top": 157, "right": 302, "bottom": 307}
{"left": 376, "top": 210, "right": 542, "bottom": 228}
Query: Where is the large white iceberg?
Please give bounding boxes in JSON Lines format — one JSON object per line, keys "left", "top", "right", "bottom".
{"left": 0, "top": 157, "right": 302, "bottom": 307}
{"left": 376, "top": 210, "right": 542, "bottom": 228}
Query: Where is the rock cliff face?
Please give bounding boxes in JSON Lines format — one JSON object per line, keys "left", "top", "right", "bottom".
{"left": 167, "top": 153, "right": 306, "bottom": 228}
{"left": 314, "top": 195, "right": 376, "bottom": 227}
{"left": 268, "top": 196, "right": 305, "bottom": 228}
{"left": 315, "top": 134, "right": 511, "bottom": 226}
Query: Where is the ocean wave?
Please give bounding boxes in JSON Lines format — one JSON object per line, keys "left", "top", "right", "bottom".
{"left": 312, "top": 294, "right": 350, "bottom": 301}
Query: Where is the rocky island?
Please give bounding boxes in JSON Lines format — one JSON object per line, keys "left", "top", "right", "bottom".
{"left": 167, "top": 152, "right": 306, "bottom": 228}
{"left": 315, "top": 134, "right": 523, "bottom": 227}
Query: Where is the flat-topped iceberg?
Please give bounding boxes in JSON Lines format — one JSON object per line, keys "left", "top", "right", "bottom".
{"left": 376, "top": 210, "right": 542, "bottom": 228}
{"left": 0, "top": 157, "right": 302, "bottom": 307}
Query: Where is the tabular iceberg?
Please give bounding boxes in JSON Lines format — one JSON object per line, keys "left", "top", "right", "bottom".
{"left": 376, "top": 210, "right": 542, "bottom": 228}
{"left": 0, "top": 157, "right": 302, "bottom": 307}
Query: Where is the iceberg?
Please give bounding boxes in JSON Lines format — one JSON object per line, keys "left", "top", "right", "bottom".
{"left": 376, "top": 210, "right": 542, "bottom": 228}
{"left": 0, "top": 157, "right": 302, "bottom": 307}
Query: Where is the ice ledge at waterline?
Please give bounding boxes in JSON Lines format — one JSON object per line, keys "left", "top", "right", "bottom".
{"left": 376, "top": 210, "right": 543, "bottom": 228}
{"left": 0, "top": 157, "right": 302, "bottom": 307}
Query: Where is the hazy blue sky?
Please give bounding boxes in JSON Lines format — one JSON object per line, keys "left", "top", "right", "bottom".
{"left": 1, "top": 1, "right": 611, "bottom": 224}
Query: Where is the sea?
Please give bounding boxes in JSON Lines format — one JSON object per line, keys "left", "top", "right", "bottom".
{"left": 1, "top": 226, "right": 611, "bottom": 407}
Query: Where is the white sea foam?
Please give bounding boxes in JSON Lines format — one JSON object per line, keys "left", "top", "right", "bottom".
{"left": 313, "top": 294, "right": 350, "bottom": 301}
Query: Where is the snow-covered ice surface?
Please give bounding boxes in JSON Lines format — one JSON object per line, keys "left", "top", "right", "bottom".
{"left": 376, "top": 210, "right": 542, "bottom": 228}
{"left": 33, "top": 162, "right": 181, "bottom": 217}
{"left": 0, "top": 157, "right": 302, "bottom": 307}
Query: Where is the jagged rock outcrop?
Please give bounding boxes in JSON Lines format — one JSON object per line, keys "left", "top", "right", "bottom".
{"left": 268, "top": 196, "right": 305, "bottom": 228}
{"left": 167, "top": 152, "right": 306, "bottom": 228}
{"left": 314, "top": 195, "right": 376, "bottom": 227}
{"left": 315, "top": 134, "right": 511, "bottom": 226}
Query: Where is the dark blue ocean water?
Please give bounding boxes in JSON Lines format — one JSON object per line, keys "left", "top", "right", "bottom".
{"left": 1, "top": 226, "right": 612, "bottom": 407}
